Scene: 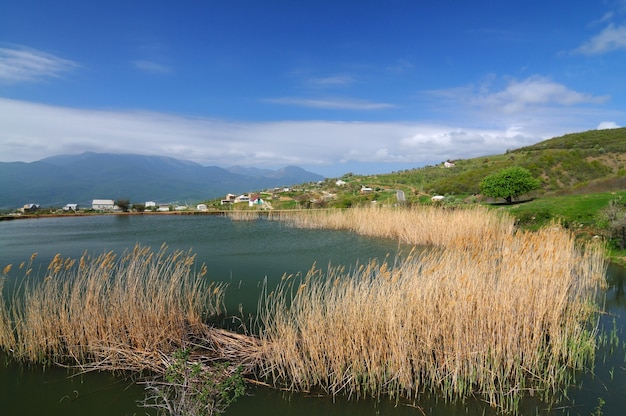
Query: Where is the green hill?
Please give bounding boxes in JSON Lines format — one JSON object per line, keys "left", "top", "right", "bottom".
{"left": 210, "top": 127, "right": 625, "bottom": 211}
{"left": 224, "top": 127, "right": 626, "bottom": 261}
{"left": 363, "top": 127, "right": 626, "bottom": 200}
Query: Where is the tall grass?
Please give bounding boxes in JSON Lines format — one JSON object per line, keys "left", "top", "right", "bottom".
{"left": 258, "top": 206, "right": 606, "bottom": 412}
{"left": 268, "top": 205, "right": 516, "bottom": 248}
{"left": 0, "top": 207, "right": 608, "bottom": 413}
{"left": 0, "top": 244, "right": 228, "bottom": 372}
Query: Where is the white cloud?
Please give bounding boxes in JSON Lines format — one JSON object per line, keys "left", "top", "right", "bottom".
{"left": 132, "top": 60, "right": 172, "bottom": 74}
{"left": 597, "top": 121, "right": 620, "bottom": 129}
{"left": 264, "top": 97, "right": 396, "bottom": 110}
{"left": 0, "top": 46, "right": 78, "bottom": 84}
{"left": 306, "top": 74, "right": 356, "bottom": 88}
{"left": 462, "top": 76, "right": 609, "bottom": 113}
{"left": 0, "top": 98, "right": 550, "bottom": 176}
{"left": 574, "top": 23, "right": 626, "bottom": 54}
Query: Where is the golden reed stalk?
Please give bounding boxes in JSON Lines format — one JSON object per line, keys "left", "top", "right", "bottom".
{"left": 0, "top": 244, "right": 228, "bottom": 372}
{"left": 0, "top": 206, "right": 607, "bottom": 413}
{"left": 258, "top": 206, "right": 606, "bottom": 411}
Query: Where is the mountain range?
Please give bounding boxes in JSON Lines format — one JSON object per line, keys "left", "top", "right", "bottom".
{"left": 0, "top": 152, "right": 325, "bottom": 210}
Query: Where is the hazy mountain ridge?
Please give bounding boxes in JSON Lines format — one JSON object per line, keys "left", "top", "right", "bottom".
{"left": 0, "top": 152, "right": 324, "bottom": 210}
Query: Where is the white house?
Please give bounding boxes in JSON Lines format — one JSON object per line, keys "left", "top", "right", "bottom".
{"left": 92, "top": 199, "right": 115, "bottom": 210}
{"left": 196, "top": 204, "right": 208, "bottom": 211}
{"left": 157, "top": 204, "right": 170, "bottom": 212}
{"left": 444, "top": 161, "right": 456, "bottom": 168}
{"left": 335, "top": 179, "right": 347, "bottom": 186}
{"left": 145, "top": 201, "right": 157, "bottom": 209}
{"left": 360, "top": 185, "right": 373, "bottom": 194}
{"left": 234, "top": 194, "right": 250, "bottom": 204}
{"left": 63, "top": 203, "right": 79, "bottom": 211}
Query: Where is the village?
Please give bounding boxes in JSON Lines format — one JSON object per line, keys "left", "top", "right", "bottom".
{"left": 12, "top": 161, "right": 461, "bottom": 216}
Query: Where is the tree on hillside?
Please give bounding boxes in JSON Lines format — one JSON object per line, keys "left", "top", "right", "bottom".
{"left": 480, "top": 167, "right": 541, "bottom": 204}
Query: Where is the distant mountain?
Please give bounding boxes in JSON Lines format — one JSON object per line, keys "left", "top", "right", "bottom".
{"left": 0, "top": 152, "right": 324, "bottom": 210}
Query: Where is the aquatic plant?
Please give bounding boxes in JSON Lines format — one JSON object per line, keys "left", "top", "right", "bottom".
{"left": 0, "top": 206, "right": 609, "bottom": 414}
{"left": 259, "top": 206, "right": 607, "bottom": 412}
{"left": 0, "top": 244, "right": 228, "bottom": 369}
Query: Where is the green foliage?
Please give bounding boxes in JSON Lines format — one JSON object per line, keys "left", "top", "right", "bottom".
{"left": 591, "top": 397, "right": 605, "bottom": 416}
{"left": 501, "top": 191, "right": 626, "bottom": 231}
{"left": 516, "top": 127, "right": 626, "bottom": 154}
{"left": 115, "top": 198, "right": 130, "bottom": 212}
{"left": 145, "top": 348, "right": 246, "bottom": 416}
{"left": 480, "top": 167, "right": 541, "bottom": 204}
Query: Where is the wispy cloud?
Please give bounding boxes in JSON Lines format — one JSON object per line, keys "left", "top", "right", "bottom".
{"left": 386, "top": 59, "right": 414, "bottom": 75}
{"left": 0, "top": 46, "right": 78, "bottom": 84}
{"left": 475, "top": 76, "right": 609, "bottom": 112}
{"left": 306, "top": 74, "right": 356, "bottom": 88}
{"left": 574, "top": 23, "right": 626, "bottom": 54}
{"left": 132, "top": 60, "right": 172, "bottom": 74}
{"left": 429, "top": 76, "right": 609, "bottom": 114}
{"left": 264, "top": 97, "right": 396, "bottom": 110}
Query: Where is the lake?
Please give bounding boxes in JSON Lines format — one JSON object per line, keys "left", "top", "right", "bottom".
{"left": 0, "top": 214, "right": 625, "bottom": 415}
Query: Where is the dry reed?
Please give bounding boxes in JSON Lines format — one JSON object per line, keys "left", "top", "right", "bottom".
{"left": 0, "top": 206, "right": 608, "bottom": 413}
{"left": 0, "top": 244, "right": 235, "bottom": 373}
{"left": 258, "top": 206, "right": 606, "bottom": 412}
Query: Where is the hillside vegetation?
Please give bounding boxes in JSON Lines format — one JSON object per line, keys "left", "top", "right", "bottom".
{"left": 366, "top": 127, "right": 626, "bottom": 199}
{"left": 210, "top": 128, "right": 626, "bottom": 261}
{"left": 232, "top": 128, "right": 625, "bottom": 213}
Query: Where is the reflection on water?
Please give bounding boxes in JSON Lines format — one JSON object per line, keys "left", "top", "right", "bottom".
{"left": 0, "top": 215, "right": 625, "bottom": 415}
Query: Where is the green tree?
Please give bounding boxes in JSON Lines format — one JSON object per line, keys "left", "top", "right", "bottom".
{"left": 115, "top": 198, "right": 130, "bottom": 212}
{"left": 480, "top": 167, "right": 541, "bottom": 204}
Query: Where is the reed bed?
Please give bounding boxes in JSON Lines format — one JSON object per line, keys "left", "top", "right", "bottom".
{"left": 267, "top": 205, "right": 516, "bottom": 248}
{"left": 258, "top": 206, "right": 607, "bottom": 412}
{"left": 0, "top": 207, "right": 608, "bottom": 413}
{"left": 223, "top": 210, "right": 265, "bottom": 221}
{"left": 0, "top": 244, "right": 237, "bottom": 372}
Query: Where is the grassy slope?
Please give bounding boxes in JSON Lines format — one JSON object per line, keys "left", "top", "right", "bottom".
{"left": 272, "top": 127, "right": 626, "bottom": 261}
{"left": 208, "top": 127, "right": 626, "bottom": 261}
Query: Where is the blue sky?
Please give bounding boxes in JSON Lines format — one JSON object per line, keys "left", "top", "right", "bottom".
{"left": 1, "top": 0, "right": 625, "bottom": 177}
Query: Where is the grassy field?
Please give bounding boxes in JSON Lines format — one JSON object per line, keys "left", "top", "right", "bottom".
{"left": 498, "top": 191, "right": 626, "bottom": 230}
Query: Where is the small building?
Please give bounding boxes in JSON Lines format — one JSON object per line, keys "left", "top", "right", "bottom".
{"left": 157, "top": 204, "right": 171, "bottom": 212}
{"left": 335, "top": 179, "right": 347, "bottom": 186}
{"left": 145, "top": 201, "right": 157, "bottom": 209}
{"left": 234, "top": 194, "right": 250, "bottom": 204}
{"left": 360, "top": 185, "right": 373, "bottom": 194}
{"left": 63, "top": 203, "right": 79, "bottom": 211}
{"left": 92, "top": 199, "right": 115, "bottom": 211}
{"left": 444, "top": 161, "right": 456, "bottom": 168}
{"left": 20, "top": 203, "right": 40, "bottom": 213}
{"left": 249, "top": 195, "right": 264, "bottom": 207}
{"left": 221, "top": 194, "right": 236, "bottom": 205}
{"left": 196, "top": 204, "right": 208, "bottom": 211}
